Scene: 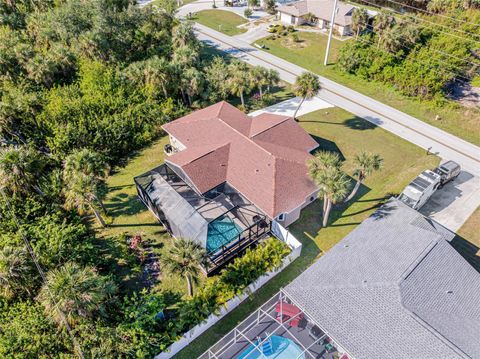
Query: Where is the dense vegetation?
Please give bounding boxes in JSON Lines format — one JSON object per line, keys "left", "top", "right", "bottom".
{"left": 0, "top": 0, "right": 283, "bottom": 357}
{"left": 340, "top": 2, "right": 480, "bottom": 103}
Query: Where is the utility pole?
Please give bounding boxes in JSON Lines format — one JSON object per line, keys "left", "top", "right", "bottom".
{"left": 324, "top": 0, "right": 338, "bottom": 66}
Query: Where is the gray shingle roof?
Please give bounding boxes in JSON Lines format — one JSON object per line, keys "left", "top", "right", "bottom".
{"left": 284, "top": 198, "right": 480, "bottom": 359}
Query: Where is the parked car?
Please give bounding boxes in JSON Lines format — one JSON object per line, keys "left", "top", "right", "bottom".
{"left": 398, "top": 170, "right": 441, "bottom": 210}
{"left": 433, "top": 160, "right": 461, "bottom": 187}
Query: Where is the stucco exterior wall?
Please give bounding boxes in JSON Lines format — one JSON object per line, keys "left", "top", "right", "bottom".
{"left": 279, "top": 11, "right": 294, "bottom": 24}
{"left": 276, "top": 189, "right": 319, "bottom": 227}
{"left": 169, "top": 134, "right": 186, "bottom": 152}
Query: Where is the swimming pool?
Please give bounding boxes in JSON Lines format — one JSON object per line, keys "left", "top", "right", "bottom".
{"left": 206, "top": 216, "right": 242, "bottom": 253}
{"left": 237, "top": 335, "right": 305, "bottom": 359}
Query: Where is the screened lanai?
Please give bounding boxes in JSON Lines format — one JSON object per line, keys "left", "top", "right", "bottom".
{"left": 199, "top": 290, "right": 352, "bottom": 359}
{"left": 134, "top": 164, "right": 271, "bottom": 273}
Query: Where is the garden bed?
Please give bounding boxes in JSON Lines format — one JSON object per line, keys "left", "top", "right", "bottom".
{"left": 155, "top": 235, "right": 302, "bottom": 358}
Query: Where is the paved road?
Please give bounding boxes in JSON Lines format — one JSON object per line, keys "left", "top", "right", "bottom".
{"left": 194, "top": 23, "right": 480, "bottom": 231}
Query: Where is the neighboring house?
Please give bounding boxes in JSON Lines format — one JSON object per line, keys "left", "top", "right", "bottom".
{"left": 201, "top": 198, "right": 480, "bottom": 358}
{"left": 135, "top": 101, "right": 319, "bottom": 272}
{"left": 277, "top": 0, "right": 354, "bottom": 36}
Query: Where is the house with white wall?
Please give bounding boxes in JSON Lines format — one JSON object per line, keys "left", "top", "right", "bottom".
{"left": 277, "top": 0, "right": 355, "bottom": 36}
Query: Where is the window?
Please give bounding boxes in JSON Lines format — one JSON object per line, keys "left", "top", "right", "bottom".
{"left": 277, "top": 213, "right": 286, "bottom": 221}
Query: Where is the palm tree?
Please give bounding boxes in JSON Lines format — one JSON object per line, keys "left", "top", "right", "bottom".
{"left": 63, "top": 148, "right": 109, "bottom": 181}
{"left": 37, "top": 262, "right": 116, "bottom": 325}
{"left": 293, "top": 72, "right": 321, "bottom": 120}
{"left": 0, "top": 246, "right": 32, "bottom": 299}
{"left": 172, "top": 22, "right": 198, "bottom": 49}
{"left": 162, "top": 238, "right": 206, "bottom": 297}
{"left": 381, "top": 25, "right": 402, "bottom": 52}
{"left": 64, "top": 175, "right": 107, "bottom": 227}
{"left": 345, "top": 151, "right": 383, "bottom": 202}
{"left": 182, "top": 67, "right": 204, "bottom": 106}
{"left": 251, "top": 66, "right": 267, "bottom": 99}
{"left": 228, "top": 61, "right": 252, "bottom": 108}
{"left": 0, "top": 146, "right": 46, "bottom": 196}
{"left": 307, "top": 151, "right": 343, "bottom": 217}
{"left": 123, "top": 56, "right": 171, "bottom": 98}
{"left": 319, "top": 169, "right": 350, "bottom": 227}
{"left": 374, "top": 11, "right": 395, "bottom": 48}
{"left": 265, "top": 69, "right": 280, "bottom": 93}
{"left": 351, "top": 8, "right": 369, "bottom": 39}
{"left": 63, "top": 149, "right": 109, "bottom": 226}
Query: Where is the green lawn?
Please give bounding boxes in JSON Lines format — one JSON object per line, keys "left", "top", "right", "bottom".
{"left": 97, "top": 136, "right": 205, "bottom": 296}
{"left": 172, "top": 106, "right": 439, "bottom": 358}
{"left": 192, "top": 10, "right": 248, "bottom": 36}
{"left": 256, "top": 32, "right": 480, "bottom": 146}
{"left": 151, "top": 0, "right": 197, "bottom": 6}
{"left": 452, "top": 207, "right": 480, "bottom": 272}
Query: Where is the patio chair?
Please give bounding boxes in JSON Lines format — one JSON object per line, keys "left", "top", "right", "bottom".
{"left": 309, "top": 325, "right": 324, "bottom": 341}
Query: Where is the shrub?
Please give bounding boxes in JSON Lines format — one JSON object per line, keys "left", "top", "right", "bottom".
{"left": 287, "top": 25, "right": 295, "bottom": 32}
{"left": 244, "top": 8, "right": 253, "bottom": 17}
{"left": 291, "top": 33, "right": 300, "bottom": 43}
{"left": 119, "top": 238, "right": 291, "bottom": 356}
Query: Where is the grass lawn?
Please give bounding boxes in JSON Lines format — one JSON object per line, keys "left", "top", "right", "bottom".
{"left": 97, "top": 136, "right": 206, "bottom": 296}
{"left": 172, "top": 106, "right": 439, "bottom": 358}
{"left": 256, "top": 32, "right": 480, "bottom": 146}
{"left": 452, "top": 207, "right": 480, "bottom": 272}
{"left": 191, "top": 10, "right": 248, "bottom": 36}
{"left": 151, "top": 0, "right": 197, "bottom": 6}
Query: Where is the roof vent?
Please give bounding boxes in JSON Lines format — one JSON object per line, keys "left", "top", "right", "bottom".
{"left": 363, "top": 280, "right": 367, "bottom": 284}
{"left": 255, "top": 169, "right": 259, "bottom": 173}
{"left": 446, "top": 290, "right": 453, "bottom": 294}
{"left": 344, "top": 244, "right": 349, "bottom": 248}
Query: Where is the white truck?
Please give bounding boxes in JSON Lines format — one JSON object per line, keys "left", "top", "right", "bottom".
{"left": 398, "top": 161, "right": 461, "bottom": 210}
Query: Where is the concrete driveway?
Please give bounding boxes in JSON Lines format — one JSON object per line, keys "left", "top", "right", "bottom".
{"left": 249, "top": 96, "right": 333, "bottom": 117}
{"left": 234, "top": 23, "right": 270, "bottom": 43}
{"left": 420, "top": 171, "right": 480, "bottom": 231}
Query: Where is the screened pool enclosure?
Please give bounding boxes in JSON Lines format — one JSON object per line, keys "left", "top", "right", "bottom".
{"left": 134, "top": 164, "right": 271, "bottom": 273}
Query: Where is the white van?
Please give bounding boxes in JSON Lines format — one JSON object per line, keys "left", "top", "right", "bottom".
{"left": 398, "top": 170, "right": 441, "bottom": 210}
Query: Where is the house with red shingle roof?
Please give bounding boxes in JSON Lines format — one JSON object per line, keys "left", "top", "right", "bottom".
{"left": 135, "top": 101, "right": 319, "bottom": 273}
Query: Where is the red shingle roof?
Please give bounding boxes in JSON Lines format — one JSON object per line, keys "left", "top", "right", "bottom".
{"left": 163, "top": 101, "right": 318, "bottom": 218}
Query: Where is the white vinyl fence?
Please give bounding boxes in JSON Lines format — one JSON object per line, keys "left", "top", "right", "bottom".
{"left": 155, "top": 222, "right": 302, "bottom": 358}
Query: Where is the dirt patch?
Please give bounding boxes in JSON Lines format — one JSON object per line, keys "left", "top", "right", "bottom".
{"left": 448, "top": 82, "right": 480, "bottom": 109}
{"left": 280, "top": 37, "right": 308, "bottom": 49}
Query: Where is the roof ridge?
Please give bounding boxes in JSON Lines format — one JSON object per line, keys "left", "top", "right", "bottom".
{"left": 254, "top": 140, "right": 311, "bottom": 165}
{"left": 171, "top": 142, "right": 231, "bottom": 166}
{"left": 249, "top": 114, "right": 290, "bottom": 138}
{"left": 216, "top": 114, "right": 276, "bottom": 159}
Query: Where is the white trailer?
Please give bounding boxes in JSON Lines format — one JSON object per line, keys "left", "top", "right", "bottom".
{"left": 398, "top": 170, "right": 441, "bottom": 210}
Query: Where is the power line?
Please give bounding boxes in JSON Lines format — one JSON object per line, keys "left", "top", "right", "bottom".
{"left": 356, "top": 0, "right": 480, "bottom": 44}
{"left": 0, "top": 188, "right": 85, "bottom": 359}
{"left": 378, "top": 0, "right": 480, "bottom": 28}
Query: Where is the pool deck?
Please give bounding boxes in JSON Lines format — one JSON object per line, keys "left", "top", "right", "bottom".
{"left": 200, "top": 291, "right": 348, "bottom": 359}
{"left": 214, "top": 307, "right": 338, "bottom": 359}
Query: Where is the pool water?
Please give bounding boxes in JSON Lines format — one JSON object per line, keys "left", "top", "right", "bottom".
{"left": 206, "top": 216, "right": 242, "bottom": 253}
{"left": 237, "top": 335, "right": 305, "bottom": 359}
